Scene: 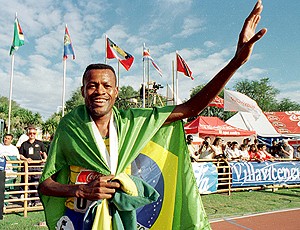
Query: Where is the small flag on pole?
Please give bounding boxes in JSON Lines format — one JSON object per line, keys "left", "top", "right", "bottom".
{"left": 63, "top": 25, "right": 75, "bottom": 60}
{"left": 106, "top": 37, "right": 134, "bottom": 71}
{"left": 143, "top": 45, "right": 163, "bottom": 77}
{"left": 9, "top": 16, "right": 24, "bottom": 55}
{"left": 176, "top": 52, "right": 193, "bottom": 80}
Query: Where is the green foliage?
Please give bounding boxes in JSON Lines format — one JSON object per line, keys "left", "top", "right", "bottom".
{"left": 233, "top": 77, "right": 279, "bottom": 112}
{"left": 115, "top": 86, "right": 141, "bottom": 110}
{"left": 65, "top": 87, "right": 84, "bottom": 113}
{"left": 0, "top": 96, "right": 43, "bottom": 139}
{"left": 274, "top": 98, "right": 300, "bottom": 111}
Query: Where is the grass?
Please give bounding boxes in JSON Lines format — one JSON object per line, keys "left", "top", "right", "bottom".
{"left": 0, "top": 188, "right": 299, "bottom": 229}
{"left": 202, "top": 188, "right": 300, "bottom": 220}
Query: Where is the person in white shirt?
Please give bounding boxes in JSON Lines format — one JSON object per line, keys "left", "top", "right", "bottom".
{"left": 0, "top": 134, "right": 20, "bottom": 180}
{"left": 225, "top": 141, "right": 240, "bottom": 161}
{"left": 239, "top": 144, "right": 250, "bottom": 161}
{"left": 280, "top": 140, "right": 294, "bottom": 160}
{"left": 198, "top": 136, "right": 214, "bottom": 160}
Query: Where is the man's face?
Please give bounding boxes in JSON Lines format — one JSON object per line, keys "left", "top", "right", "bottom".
{"left": 28, "top": 129, "right": 37, "bottom": 140}
{"left": 81, "top": 69, "right": 118, "bottom": 119}
{"left": 3, "top": 135, "right": 12, "bottom": 146}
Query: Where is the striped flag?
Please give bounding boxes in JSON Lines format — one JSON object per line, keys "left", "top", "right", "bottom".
{"left": 63, "top": 25, "right": 75, "bottom": 60}
{"left": 106, "top": 37, "right": 134, "bottom": 71}
{"left": 176, "top": 52, "right": 194, "bottom": 80}
{"left": 143, "top": 45, "right": 163, "bottom": 77}
{"left": 9, "top": 16, "right": 24, "bottom": 55}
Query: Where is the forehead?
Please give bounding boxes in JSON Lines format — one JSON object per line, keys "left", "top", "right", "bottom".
{"left": 84, "top": 69, "right": 116, "bottom": 85}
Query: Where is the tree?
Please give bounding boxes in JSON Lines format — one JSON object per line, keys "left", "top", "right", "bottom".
{"left": 0, "top": 96, "right": 43, "bottom": 139}
{"left": 65, "top": 87, "right": 84, "bottom": 113}
{"left": 115, "top": 86, "right": 141, "bottom": 110}
{"left": 274, "top": 98, "right": 300, "bottom": 111}
{"left": 233, "top": 78, "right": 279, "bottom": 112}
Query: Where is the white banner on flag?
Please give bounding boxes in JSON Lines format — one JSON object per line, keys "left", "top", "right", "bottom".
{"left": 224, "top": 89, "right": 263, "bottom": 119}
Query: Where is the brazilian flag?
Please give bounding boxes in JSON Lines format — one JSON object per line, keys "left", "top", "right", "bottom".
{"left": 40, "top": 105, "right": 210, "bottom": 229}
{"left": 131, "top": 121, "right": 211, "bottom": 229}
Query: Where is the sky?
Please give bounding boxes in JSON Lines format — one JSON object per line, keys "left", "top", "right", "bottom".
{"left": 0, "top": 0, "right": 299, "bottom": 120}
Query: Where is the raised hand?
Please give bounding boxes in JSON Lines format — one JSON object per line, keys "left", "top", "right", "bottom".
{"left": 233, "top": 0, "right": 267, "bottom": 66}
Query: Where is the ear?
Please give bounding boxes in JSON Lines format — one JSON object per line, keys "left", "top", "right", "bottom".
{"left": 115, "top": 86, "right": 119, "bottom": 97}
{"left": 81, "top": 86, "right": 85, "bottom": 98}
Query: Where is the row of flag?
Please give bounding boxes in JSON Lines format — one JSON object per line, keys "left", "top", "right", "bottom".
{"left": 11, "top": 16, "right": 195, "bottom": 80}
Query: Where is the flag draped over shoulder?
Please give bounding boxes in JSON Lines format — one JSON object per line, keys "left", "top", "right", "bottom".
{"left": 9, "top": 17, "right": 24, "bottom": 55}
{"left": 40, "top": 105, "right": 210, "bottom": 229}
{"left": 143, "top": 45, "right": 163, "bottom": 77}
{"left": 106, "top": 37, "right": 134, "bottom": 71}
{"left": 224, "top": 89, "right": 263, "bottom": 119}
{"left": 63, "top": 25, "right": 75, "bottom": 60}
{"left": 176, "top": 52, "right": 194, "bottom": 80}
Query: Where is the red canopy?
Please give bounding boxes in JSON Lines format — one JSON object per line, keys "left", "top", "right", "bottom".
{"left": 264, "top": 111, "right": 300, "bottom": 134}
{"left": 208, "top": 96, "right": 224, "bottom": 108}
{"left": 184, "top": 116, "right": 256, "bottom": 137}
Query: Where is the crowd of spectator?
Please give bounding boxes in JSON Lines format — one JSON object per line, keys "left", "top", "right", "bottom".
{"left": 186, "top": 135, "right": 300, "bottom": 162}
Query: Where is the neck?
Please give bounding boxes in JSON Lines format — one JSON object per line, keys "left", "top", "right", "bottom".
{"left": 92, "top": 113, "right": 111, "bottom": 138}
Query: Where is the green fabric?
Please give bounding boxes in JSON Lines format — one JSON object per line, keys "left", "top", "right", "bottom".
{"left": 82, "top": 174, "right": 160, "bottom": 230}
{"left": 40, "top": 105, "right": 174, "bottom": 230}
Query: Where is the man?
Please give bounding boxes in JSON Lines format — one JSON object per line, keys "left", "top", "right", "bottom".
{"left": 19, "top": 126, "right": 47, "bottom": 206}
{"left": 39, "top": 1, "right": 266, "bottom": 229}
{"left": 186, "top": 135, "right": 199, "bottom": 161}
{"left": 198, "top": 136, "right": 213, "bottom": 160}
{"left": 280, "top": 139, "right": 294, "bottom": 160}
{"left": 0, "top": 134, "right": 20, "bottom": 180}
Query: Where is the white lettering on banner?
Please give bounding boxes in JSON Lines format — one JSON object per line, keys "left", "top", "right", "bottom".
{"left": 230, "top": 162, "right": 300, "bottom": 186}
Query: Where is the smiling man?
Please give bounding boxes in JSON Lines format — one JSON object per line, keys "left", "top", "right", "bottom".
{"left": 39, "top": 1, "right": 267, "bottom": 229}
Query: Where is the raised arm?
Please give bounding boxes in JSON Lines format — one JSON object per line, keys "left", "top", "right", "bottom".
{"left": 166, "top": 0, "right": 267, "bottom": 123}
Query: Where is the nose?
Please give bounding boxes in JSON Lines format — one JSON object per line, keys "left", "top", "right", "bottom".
{"left": 95, "top": 84, "right": 106, "bottom": 94}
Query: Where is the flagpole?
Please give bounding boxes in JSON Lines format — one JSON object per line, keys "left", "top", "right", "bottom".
{"left": 142, "top": 43, "right": 146, "bottom": 108}
{"left": 175, "top": 51, "right": 179, "bottom": 105}
{"left": 147, "top": 48, "right": 150, "bottom": 107}
{"left": 62, "top": 58, "right": 67, "bottom": 117}
{"left": 8, "top": 54, "right": 15, "bottom": 134}
{"left": 117, "top": 61, "right": 120, "bottom": 89}
{"left": 105, "top": 35, "right": 107, "bottom": 64}
{"left": 172, "top": 60, "right": 175, "bottom": 105}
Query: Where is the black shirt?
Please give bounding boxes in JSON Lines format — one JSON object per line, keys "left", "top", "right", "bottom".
{"left": 19, "top": 139, "right": 47, "bottom": 160}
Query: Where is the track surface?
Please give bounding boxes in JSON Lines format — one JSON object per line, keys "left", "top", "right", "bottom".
{"left": 210, "top": 208, "right": 300, "bottom": 230}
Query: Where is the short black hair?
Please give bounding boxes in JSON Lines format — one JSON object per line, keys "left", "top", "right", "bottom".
{"left": 187, "top": 135, "right": 193, "bottom": 141}
{"left": 82, "top": 63, "right": 117, "bottom": 85}
{"left": 4, "top": 133, "right": 13, "bottom": 139}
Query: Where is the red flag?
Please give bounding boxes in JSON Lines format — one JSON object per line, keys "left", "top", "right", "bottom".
{"left": 106, "top": 37, "right": 134, "bottom": 71}
{"left": 176, "top": 52, "right": 193, "bottom": 80}
{"left": 208, "top": 96, "right": 224, "bottom": 108}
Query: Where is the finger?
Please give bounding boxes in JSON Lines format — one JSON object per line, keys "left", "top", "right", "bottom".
{"left": 248, "top": 28, "right": 267, "bottom": 44}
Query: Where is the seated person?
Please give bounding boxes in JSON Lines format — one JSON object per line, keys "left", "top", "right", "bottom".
{"left": 294, "top": 146, "right": 300, "bottom": 160}
{"left": 248, "top": 144, "right": 258, "bottom": 160}
{"left": 239, "top": 144, "right": 250, "bottom": 161}
{"left": 186, "top": 135, "right": 199, "bottom": 162}
{"left": 225, "top": 141, "right": 241, "bottom": 161}
{"left": 279, "top": 140, "right": 294, "bottom": 160}
{"left": 198, "top": 136, "right": 214, "bottom": 160}
{"left": 211, "top": 137, "right": 225, "bottom": 159}
{"left": 269, "top": 140, "right": 280, "bottom": 157}
{"left": 255, "top": 144, "right": 275, "bottom": 162}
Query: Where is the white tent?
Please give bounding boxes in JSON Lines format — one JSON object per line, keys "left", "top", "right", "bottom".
{"left": 226, "top": 112, "right": 281, "bottom": 137}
